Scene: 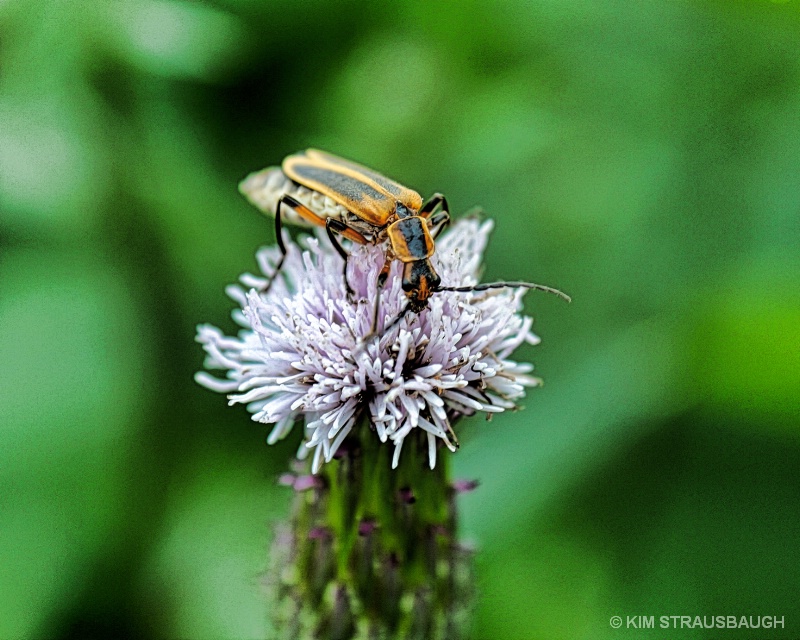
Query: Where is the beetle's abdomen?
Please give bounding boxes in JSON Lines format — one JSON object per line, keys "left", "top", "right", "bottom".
{"left": 239, "top": 167, "right": 349, "bottom": 227}
{"left": 387, "top": 216, "right": 435, "bottom": 263}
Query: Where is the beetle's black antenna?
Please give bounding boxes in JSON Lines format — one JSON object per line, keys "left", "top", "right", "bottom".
{"left": 434, "top": 281, "right": 571, "bottom": 302}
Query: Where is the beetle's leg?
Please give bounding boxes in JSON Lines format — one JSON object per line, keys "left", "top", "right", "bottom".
{"left": 419, "top": 193, "right": 450, "bottom": 219}
{"left": 377, "top": 253, "right": 393, "bottom": 288}
{"left": 324, "top": 219, "right": 353, "bottom": 299}
{"left": 355, "top": 302, "right": 412, "bottom": 357}
{"left": 276, "top": 194, "right": 369, "bottom": 243}
{"left": 259, "top": 194, "right": 295, "bottom": 293}
{"left": 370, "top": 253, "right": 394, "bottom": 333}
{"left": 419, "top": 193, "right": 450, "bottom": 239}
{"left": 427, "top": 210, "right": 450, "bottom": 239}
{"left": 382, "top": 303, "right": 413, "bottom": 335}
{"left": 265, "top": 194, "right": 366, "bottom": 294}
{"left": 267, "top": 193, "right": 367, "bottom": 299}
{"left": 325, "top": 218, "right": 368, "bottom": 301}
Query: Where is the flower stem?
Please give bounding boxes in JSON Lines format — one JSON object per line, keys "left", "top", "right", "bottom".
{"left": 267, "top": 417, "right": 474, "bottom": 640}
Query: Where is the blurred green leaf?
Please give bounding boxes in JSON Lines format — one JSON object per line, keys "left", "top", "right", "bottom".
{"left": 96, "top": 0, "right": 247, "bottom": 80}
{"left": 0, "top": 248, "right": 150, "bottom": 638}
{"left": 139, "top": 449, "right": 286, "bottom": 640}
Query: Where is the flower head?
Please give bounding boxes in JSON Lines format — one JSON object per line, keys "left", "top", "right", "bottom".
{"left": 196, "top": 218, "right": 541, "bottom": 472}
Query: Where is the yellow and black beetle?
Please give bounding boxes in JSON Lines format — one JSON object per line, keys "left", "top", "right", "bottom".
{"left": 239, "top": 149, "right": 569, "bottom": 326}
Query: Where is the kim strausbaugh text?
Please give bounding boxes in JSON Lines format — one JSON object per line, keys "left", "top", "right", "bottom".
{"left": 611, "top": 614, "right": 785, "bottom": 630}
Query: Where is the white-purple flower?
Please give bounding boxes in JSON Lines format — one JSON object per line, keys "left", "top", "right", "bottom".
{"left": 196, "top": 218, "right": 542, "bottom": 473}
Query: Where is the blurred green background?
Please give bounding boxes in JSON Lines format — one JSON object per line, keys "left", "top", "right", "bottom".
{"left": 2, "top": 0, "right": 799, "bottom": 638}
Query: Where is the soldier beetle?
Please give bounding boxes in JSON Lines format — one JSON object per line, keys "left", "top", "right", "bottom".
{"left": 239, "top": 150, "right": 569, "bottom": 334}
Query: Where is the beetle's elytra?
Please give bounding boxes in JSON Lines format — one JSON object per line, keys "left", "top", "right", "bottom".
{"left": 240, "top": 149, "right": 570, "bottom": 328}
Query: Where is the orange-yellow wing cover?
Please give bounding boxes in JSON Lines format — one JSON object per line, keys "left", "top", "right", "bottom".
{"left": 283, "top": 150, "right": 423, "bottom": 227}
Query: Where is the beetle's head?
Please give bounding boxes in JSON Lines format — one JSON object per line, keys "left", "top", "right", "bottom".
{"left": 402, "top": 259, "right": 441, "bottom": 313}
{"left": 395, "top": 202, "right": 412, "bottom": 219}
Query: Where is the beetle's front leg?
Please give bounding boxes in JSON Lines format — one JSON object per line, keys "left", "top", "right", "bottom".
{"left": 370, "top": 252, "right": 396, "bottom": 334}
{"left": 377, "top": 252, "right": 393, "bottom": 288}
{"left": 419, "top": 193, "right": 449, "bottom": 219}
{"left": 427, "top": 210, "right": 450, "bottom": 239}
{"left": 419, "top": 193, "right": 450, "bottom": 239}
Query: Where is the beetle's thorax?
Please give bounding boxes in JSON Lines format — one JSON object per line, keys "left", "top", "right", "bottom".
{"left": 386, "top": 206, "right": 440, "bottom": 311}
{"left": 387, "top": 215, "right": 434, "bottom": 264}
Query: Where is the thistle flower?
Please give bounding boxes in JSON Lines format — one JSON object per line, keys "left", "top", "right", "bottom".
{"left": 195, "top": 213, "right": 562, "bottom": 639}
{"left": 196, "top": 217, "right": 541, "bottom": 472}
